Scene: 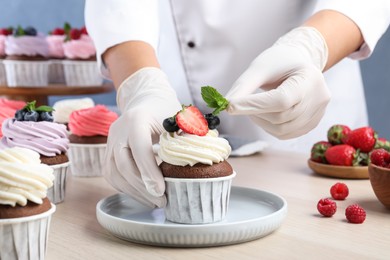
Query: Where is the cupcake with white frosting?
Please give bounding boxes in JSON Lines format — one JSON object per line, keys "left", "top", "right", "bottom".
{"left": 0, "top": 147, "right": 56, "bottom": 260}
{"left": 158, "top": 104, "right": 235, "bottom": 224}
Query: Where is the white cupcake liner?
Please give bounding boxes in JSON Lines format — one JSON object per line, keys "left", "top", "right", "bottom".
{"left": 68, "top": 143, "right": 106, "bottom": 177}
{"left": 48, "top": 59, "right": 65, "bottom": 84}
{"left": 0, "top": 204, "right": 56, "bottom": 260}
{"left": 3, "top": 60, "right": 49, "bottom": 87}
{"left": 0, "top": 59, "right": 6, "bottom": 86}
{"left": 47, "top": 161, "right": 70, "bottom": 204}
{"left": 62, "top": 60, "right": 103, "bottom": 86}
{"left": 164, "top": 171, "right": 236, "bottom": 224}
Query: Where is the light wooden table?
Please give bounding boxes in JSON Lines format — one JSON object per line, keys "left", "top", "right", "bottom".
{"left": 46, "top": 149, "right": 390, "bottom": 260}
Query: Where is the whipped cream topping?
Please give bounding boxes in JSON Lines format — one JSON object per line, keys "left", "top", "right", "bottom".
{"left": 0, "top": 147, "right": 54, "bottom": 206}
{"left": 53, "top": 97, "right": 95, "bottom": 123}
{"left": 46, "top": 35, "right": 65, "bottom": 58}
{"left": 63, "top": 35, "right": 96, "bottom": 59}
{"left": 0, "top": 118, "right": 69, "bottom": 157}
{"left": 158, "top": 130, "right": 231, "bottom": 166}
{"left": 5, "top": 33, "right": 49, "bottom": 57}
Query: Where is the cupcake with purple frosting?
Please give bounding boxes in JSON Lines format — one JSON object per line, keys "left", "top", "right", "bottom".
{"left": 4, "top": 26, "right": 49, "bottom": 86}
{"left": 0, "top": 101, "right": 70, "bottom": 204}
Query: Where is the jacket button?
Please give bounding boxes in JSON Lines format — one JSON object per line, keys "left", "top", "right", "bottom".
{"left": 187, "top": 41, "right": 196, "bottom": 48}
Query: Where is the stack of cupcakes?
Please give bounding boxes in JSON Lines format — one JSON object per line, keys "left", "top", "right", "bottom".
{"left": 4, "top": 26, "right": 49, "bottom": 86}
{"left": 0, "top": 147, "right": 56, "bottom": 260}
{"left": 0, "top": 101, "right": 70, "bottom": 204}
{"left": 68, "top": 105, "right": 118, "bottom": 177}
{"left": 62, "top": 26, "right": 103, "bottom": 86}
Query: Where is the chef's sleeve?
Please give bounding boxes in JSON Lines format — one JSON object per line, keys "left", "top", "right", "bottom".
{"left": 84, "top": 0, "right": 159, "bottom": 79}
{"left": 315, "top": 0, "right": 390, "bottom": 60}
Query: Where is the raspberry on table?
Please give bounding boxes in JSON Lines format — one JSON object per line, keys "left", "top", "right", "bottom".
{"left": 330, "top": 182, "right": 349, "bottom": 200}
{"left": 317, "top": 198, "right": 337, "bottom": 217}
{"left": 345, "top": 204, "right": 366, "bottom": 224}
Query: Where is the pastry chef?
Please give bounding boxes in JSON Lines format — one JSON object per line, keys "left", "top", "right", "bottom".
{"left": 85, "top": 0, "right": 390, "bottom": 207}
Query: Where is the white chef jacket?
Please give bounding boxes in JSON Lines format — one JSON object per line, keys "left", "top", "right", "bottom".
{"left": 85, "top": 0, "right": 390, "bottom": 153}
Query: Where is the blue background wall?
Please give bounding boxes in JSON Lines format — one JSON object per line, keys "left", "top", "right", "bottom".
{"left": 1, "top": 0, "right": 390, "bottom": 139}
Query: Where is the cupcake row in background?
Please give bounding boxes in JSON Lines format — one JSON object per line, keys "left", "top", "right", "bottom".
{"left": 0, "top": 97, "right": 119, "bottom": 205}
{"left": 0, "top": 24, "right": 103, "bottom": 87}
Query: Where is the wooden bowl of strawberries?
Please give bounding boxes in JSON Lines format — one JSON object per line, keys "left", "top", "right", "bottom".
{"left": 308, "top": 124, "right": 389, "bottom": 179}
{"left": 368, "top": 149, "right": 390, "bottom": 209}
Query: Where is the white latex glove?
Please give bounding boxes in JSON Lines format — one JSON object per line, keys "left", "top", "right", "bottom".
{"left": 105, "top": 67, "right": 181, "bottom": 208}
{"left": 226, "top": 27, "right": 331, "bottom": 139}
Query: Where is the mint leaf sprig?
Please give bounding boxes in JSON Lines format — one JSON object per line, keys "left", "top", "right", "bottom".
{"left": 23, "top": 100, "right": 54, "bottom": 112}
{"left": 201, "top": 86, "right": 229, "bottom": 115}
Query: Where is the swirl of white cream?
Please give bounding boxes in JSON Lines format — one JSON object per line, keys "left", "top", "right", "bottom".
{"left": 158, "top": 130, "right": 231, "bottom": 166}
{"left": 0, "top": 147, "right": 54, "bottom": 207}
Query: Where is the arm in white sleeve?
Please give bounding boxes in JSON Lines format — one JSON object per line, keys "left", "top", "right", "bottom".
{"left": 315, "top": 0, "right": 390, "bottom": 59}
{"left": 84, "top": 0, "right": 159, "bottom": 78}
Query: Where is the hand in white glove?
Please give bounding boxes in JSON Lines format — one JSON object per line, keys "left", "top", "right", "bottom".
{"left": 226, "top": 27, "right": 331, "bottom": 139}
{"left": 105, "top": 67, "right": 181, "bottom": 208}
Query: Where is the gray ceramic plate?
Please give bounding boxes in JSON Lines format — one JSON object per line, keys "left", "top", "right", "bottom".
{"left": 96, "top": 186, "right": 287, "bottom": 247}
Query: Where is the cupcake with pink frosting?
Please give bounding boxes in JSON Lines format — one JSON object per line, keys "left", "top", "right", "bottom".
{"left": 68, "top": 105, "right": 118, "bottom": 177}
{"left": 0, "top": 98, "right": 25, "bottom": 137}
{"left": 3, "top": 26, "right": 49, "bottom": 86}
{"left": 0, "top": 101, "right": 70, "bottom": 204}
{"left": 62, "top": 26, "right": 103, "bottom": 86}
{"left": 46, "top": 23, "right": 69, "bottom": 84}
{"left": 0, "top": 28, "right": 12, "bottom": 86}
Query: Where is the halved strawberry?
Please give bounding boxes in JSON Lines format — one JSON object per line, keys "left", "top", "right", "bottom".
{"left": 175, "top": 105, "right": 208, "bottom": 136}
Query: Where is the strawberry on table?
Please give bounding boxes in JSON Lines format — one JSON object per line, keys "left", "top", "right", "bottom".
{"left": 325, "top": 144, "right": 360, "bottom": 166}
{"left": 343, "top": 126, "right": 377, "bottom": 153}
{"left": 310, "top": 141, "right": 332, "bottom": 163}
{"left": 327, "top": 124, "right": 351, "bottom": 145}
{"left": 175, "top": 105, "right": 208, "bottom": 136}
